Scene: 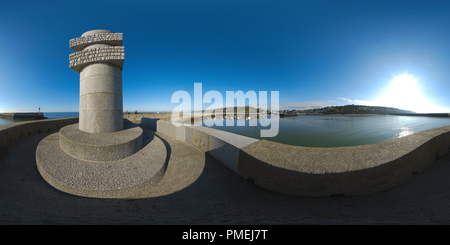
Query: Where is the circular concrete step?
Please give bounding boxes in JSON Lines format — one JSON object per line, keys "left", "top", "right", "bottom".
{"left": 59, "top": 123, "right": 143, "bottom": 162}
{"left": 36, "top": 129, "right": 168, "bottom": 198}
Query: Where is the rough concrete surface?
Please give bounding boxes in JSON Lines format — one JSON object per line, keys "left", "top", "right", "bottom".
{"left": 36, "top": 127, "right": 166, "bottom": 198}
{"left": 238, "top": 127, "right": 450, "bottom": 197}
{"left": 59, "top": 123, "right": 143, "bottom": 162}
{"left": 2, "top": 126, "right": 450, "bottom": 225}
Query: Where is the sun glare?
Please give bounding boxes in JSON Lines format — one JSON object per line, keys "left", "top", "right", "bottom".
{"left": 374, "top": 74, "right": 446, "bottom": 113}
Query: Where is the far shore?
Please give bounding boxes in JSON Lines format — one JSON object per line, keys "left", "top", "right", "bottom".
{"left": 280, "top": 112, "right": 450, "bottom": 118}
{"left": 4, "top": 111, "right": 447, "bottom": 127}
{"left": 123, "top": 111, "right": 450, "bottom": 125}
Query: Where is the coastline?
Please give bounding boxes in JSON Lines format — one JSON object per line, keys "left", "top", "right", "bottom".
{"left": 281, "top": 112, "right": 450, "bottom": 117}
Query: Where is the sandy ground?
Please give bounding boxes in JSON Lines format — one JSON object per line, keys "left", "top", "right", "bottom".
{"left": 1, "top": 126, "right": 450, "bottom": 225}
{"left": 123, "top": 113, "right": 173, "bottom": 123}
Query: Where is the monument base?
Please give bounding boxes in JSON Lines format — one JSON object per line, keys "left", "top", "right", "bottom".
{"left": 59, "top": 123, "right": 143, "bottom": 162}
{"left": 36, "top": 121, "right": 168, "bottom": 198}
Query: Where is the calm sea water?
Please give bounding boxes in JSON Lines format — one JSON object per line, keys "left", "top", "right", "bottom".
{"left": 201, "top": 115, "right": 450, "bottom": 147}
{"left": 2, "top": 113, "right": 449, "bottom": 147}
{"left": 43, "top": 112, "right": 79, "bottom": 119}
{"left": 0, "top": 112, "right": 79, "bottom": 126}
{"left": 0, "top": 117, "right": 28, "bottom": 125}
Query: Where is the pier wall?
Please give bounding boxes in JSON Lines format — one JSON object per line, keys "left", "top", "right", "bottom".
{"left": 0, "top": 112, "right": 46, "bottom": 119}
{"left": 141, "top": 118, "right": 259, "bottom": 173}
{"left": 142, "top": 117, "right": 450, "bottom": 197}
{"left": 2, "top": 116, "right": 449, "bottom": 197}
{"left": 0, "top": 117, "right": 79, "bottom": 157}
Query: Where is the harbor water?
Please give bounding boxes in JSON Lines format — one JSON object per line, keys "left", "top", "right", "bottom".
{"left": 201, "top": 114, "right": 450, "bottom": 147}
{"left": 2, "top": 112, "right": 449, "bottom": 147}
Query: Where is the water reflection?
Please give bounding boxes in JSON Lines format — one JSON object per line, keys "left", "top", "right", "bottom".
{"left": 395, "top": 127, "right": 414, "bottom": 138}
{"left": 201, "top": 115, "right": 450, "bottom": 147}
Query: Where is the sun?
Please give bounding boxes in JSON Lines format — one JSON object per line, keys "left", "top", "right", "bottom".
{"left": 373, "top": 74, "right": 446, "bottom": 113}
{"left": 381, "top": 74, "right": 420, "bottom": 109}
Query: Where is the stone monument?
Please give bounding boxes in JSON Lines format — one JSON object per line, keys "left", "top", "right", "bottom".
{"left": 69, "top": 30, "right": 124, "bottom": 133}
{"left": 35, "top": 30, "right": 167, "bottom": 198}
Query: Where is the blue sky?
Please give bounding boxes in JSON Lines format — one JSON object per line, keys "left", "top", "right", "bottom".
{"left": 1, "top": 0, "right": 450, "bottom": 113}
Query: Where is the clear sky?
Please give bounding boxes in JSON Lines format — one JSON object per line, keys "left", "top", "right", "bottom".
{"left": 1, "top": 0, "right": 450, "bottom": 113}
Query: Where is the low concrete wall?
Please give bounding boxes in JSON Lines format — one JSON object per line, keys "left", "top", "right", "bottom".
{"left": 142, "top": 117, "right": 450, "bottom": 197}
{"left": 239, "top": 126, "right": 450, "bottom": 197}
{"left": 141, "top": 118, "right": 258, "bottom": 173}
{"left": 0, "top": 117, "right": 79, "bottom": 157}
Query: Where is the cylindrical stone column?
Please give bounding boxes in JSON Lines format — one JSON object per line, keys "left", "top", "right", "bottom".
{"left": 69, "top": 29, "right": 125, "bottom": 133}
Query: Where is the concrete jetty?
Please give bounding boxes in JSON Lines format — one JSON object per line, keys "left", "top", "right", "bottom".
{"left": 2, "top": 117, "right": 450, "bottom": 224}
{"left": 0, "top": 112, "right": 46, "bottom": 119}
{"left": 142, "top": 117, "right": 450, "bottom": 197}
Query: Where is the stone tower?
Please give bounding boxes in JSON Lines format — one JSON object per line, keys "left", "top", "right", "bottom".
{"left": 69, "top": 29, "right": 125, "bottom": 133}
{"left": 36, "top": 30, "right": 167, "bottom": 198}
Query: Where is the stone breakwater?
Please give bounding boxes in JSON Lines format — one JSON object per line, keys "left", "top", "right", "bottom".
{"left": 0, "top": 113, "right": 46, "bottom": 119}
{"left": 142, "top": 117, "right": 450, "bottom": 197}
{"left": 1, "top": 116, "right": 450, "bottom": 197}
{"left": 0, "top": 117, "right": 78, "bottom": 157}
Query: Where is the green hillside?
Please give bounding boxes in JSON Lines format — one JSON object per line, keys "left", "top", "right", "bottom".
{"left": 322, "top": 105, "right": 415, "bottom": 114}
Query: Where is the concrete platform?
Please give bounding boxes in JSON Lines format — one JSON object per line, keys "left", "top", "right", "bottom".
{"left": 36, "top": 126, "right": 167, "bottom": 198}
{"left": 59, "top": 123, "right": 143, "bottom": 162}
{"left": 3, "top": 127, "right": 450, "bottom": 224}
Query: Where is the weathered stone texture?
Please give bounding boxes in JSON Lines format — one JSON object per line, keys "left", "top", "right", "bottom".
{"left": 69, "top": 32, "right": 123, "bottom": 51}
{"left": 69, "top": 46, "right": 124, "bottom": 73}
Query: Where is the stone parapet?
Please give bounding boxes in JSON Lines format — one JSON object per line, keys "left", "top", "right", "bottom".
{"left": 141, "top": 117, "right": 450, "bottom": 197}
{"left": 238, "top": 127, "right": 450, "bottom": 197}
{"left": 0, "top": 117, "right": 79, "bottom": 157}
{"left": 141, "top": 118, "right": 259, "bottom": 173}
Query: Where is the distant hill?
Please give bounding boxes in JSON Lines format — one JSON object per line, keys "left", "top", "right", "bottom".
{"left": 321, "top": 105, "right": 416, "bottom": 114}
{"left": 217, "top": 105, "right": 416, "bottom": 114}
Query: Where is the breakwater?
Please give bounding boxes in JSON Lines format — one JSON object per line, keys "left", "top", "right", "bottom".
{"left": 0, "top": 112, "right": 46, "bottom": 119}
{"left": 0, "top": 117, "right": 78, "bottom": 157}
{"left": 389, "top": 113, "right": 450, "bottom": 117}
{"left": 2, "top": 116, "right": 449, "bottom": 197}
{"left": 142, "top": 117, "right": 450, "bottom": 197}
